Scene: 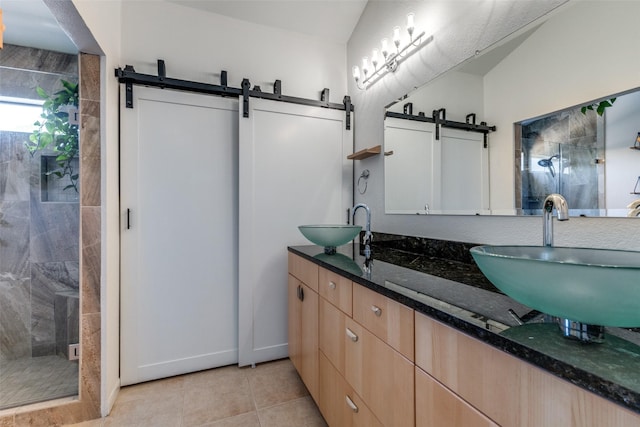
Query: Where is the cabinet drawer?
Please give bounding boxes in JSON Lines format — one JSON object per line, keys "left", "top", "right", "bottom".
{"left": 319, "top": 351, "right": 383, "bottom": 427}
{"left": 352, "top": 284, "right": 414, "bottom": 361}
{"left": 344, "top": 318, "right": 414, "bottom": 427}
{"left": 415, "top": 366, "right": 499, "bottom": 427}
{"left": 319, "top": 267, "right": 353, "bottom": 316}
{"left": 319, "top": 297, "right": 347, "bottom": 375}
{"left": 288, "top": 253, "right": 319, "bottom": 292}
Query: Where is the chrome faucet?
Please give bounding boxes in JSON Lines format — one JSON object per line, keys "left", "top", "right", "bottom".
{"left": 542, "top": 193, "right": 569, "bottom": 247}
{"left": 352, "top": 203, "right": 372, "bottom": 258}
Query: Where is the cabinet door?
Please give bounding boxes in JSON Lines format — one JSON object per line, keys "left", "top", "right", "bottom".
{"left": 288, "top": 274, "right": 303, "bottom": 373}
{"left": 319, "top": 297, "right": 347, "bottom": 375}
{"left": 319, "top": 351, "right": 383, "bottom": 427}
{"left": 416, "top": 366, "right": 498, "bottom": 427}
{"left": 352, "top": 284, "right": 414, "bottom": 361}
{"left": 288, "top": 275, "right": 319, "bottom": 401}
{"left": 345, "top": 318, "right": 414, "bottom": 427}
{"left": 319, "top": 267, "right": 353, "bottom": 316}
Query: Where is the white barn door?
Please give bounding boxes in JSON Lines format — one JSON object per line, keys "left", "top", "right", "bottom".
{"left": 120, "top": 87, "right": 239, "bottom": 385}
{"left": 238, "top": 98, "right": 352, "bottom": 366}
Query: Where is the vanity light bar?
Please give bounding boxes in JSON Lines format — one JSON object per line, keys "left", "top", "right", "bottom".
{"left": 353, "top": 13, "right": 434, "bottom": 90}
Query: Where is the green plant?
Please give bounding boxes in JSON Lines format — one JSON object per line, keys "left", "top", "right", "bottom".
{"left": 581, "top": 98, "right": 616, "bottom": 116}
{"left": 26, "top": 80, "right": 79, "bottom": 193}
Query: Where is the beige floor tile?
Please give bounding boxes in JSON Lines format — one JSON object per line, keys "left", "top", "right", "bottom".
{"left": 64, "top": 420, "right": 103, "bottom": 427}
{"left": 247, "top": 359, "right": 309, "bottom": 409}
{"left": 201, "top": 411, "right": 260, "bottom": 427}
{"left": 106, "top": 391, "right": 183, "bottom": 427}
{"left": 258, "top": 396, "right": 327, "bottom": 427}
{"left": 116, "top": 376, "right": 185, "bottom": 404}
{"left": 182, "top": 370, "right": 254, "bottom": 427}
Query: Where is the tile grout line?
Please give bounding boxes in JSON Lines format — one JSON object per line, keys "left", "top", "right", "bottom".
{"left": 245, "top": 366, "right": 263, "bottom": 427}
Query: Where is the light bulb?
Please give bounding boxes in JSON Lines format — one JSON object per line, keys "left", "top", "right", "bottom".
{"left": 362, "top": 57, "right": 369, "bottom": 76}
{"left": 381, "top": 38, "right": 389, "bottom": 59}
{"left": 393, "top": 26, "right": 401, "bottom": 50}
{"left": 371, "top": 49, "right": 379, "bottom": 69}
{"left": 407, "top": 12, "right": 415, "bottom": 39}
{"left": 352, "top": 65, "right": 360, "bottom": 82}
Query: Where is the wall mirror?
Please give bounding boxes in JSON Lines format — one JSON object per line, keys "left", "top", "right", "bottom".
{"left": 384, "top": 1, "right": 640, "bottom": 217}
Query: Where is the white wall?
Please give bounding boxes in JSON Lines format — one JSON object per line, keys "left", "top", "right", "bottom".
{"left": 120, "top": 1, "right": 347, "bottom": 103}
{"left": 348, "top": 0, "right": 640, "bottom": 251}
{"left": 604, "top": 91, "right": 640, "bottom": 213}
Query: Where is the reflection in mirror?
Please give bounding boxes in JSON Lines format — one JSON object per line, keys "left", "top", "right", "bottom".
{"left": 383, "top": 1, "right": 640, "bottom": 217}
{"left": 517, "top": 89, "right": 640, "bottom": 217}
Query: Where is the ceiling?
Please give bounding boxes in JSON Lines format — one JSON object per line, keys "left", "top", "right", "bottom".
{"left": 1, "top": 0, "right": 367, "bottom": 54}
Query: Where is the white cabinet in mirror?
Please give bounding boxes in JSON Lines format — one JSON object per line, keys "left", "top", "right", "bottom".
{"left": 383, "top": 1, "right": 640, "bottom": 217}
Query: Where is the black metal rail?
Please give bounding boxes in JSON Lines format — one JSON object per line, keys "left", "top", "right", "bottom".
{"left": 115, "top": 60, "right": 353, "bottom": 129}
{"left": 385, "top": 103, "right": 496, "bottom": 147}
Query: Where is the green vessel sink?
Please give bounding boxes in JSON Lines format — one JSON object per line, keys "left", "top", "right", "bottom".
{"left": 298, "top": 225, "right": 362, "bottom": 254}
{"left": 470, "top": 245, "right": 640, "bottom": 327}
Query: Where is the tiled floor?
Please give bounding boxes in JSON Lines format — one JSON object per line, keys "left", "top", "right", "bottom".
{"left": 0, "top": 356, "right": 78, "bottom": 410}
{"left": 65, "top": 358, "right": 327, "bottom": 427}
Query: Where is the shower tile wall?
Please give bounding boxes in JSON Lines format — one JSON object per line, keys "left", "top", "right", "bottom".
{"left": 521, "top": 109, "right": 603, "bottom": 214}
{"left": 0, "top": 44, "right": 79, "bottom": 362}
{"left": 0, "top": 131, "right": 79, "bottom": 360}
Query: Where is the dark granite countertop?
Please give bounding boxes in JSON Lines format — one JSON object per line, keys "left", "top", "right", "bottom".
{"left": 288, "top": 241, "right": 640, "bottom": 414}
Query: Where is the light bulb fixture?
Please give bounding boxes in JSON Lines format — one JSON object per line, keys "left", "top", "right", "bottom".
{"left": 381, "top": 38, "right": 389, "bottom": 60}
{"left": 407, "top": 13, "right": 415, "bottom": 40}
{"left": 353, "top": 12, "right": 434, "bottom": 90}
{"left": 393, "top": 26, "right": 401, "bottom": 51}
{"left": 371, "top": 49, "right": 379, "bottom": 69}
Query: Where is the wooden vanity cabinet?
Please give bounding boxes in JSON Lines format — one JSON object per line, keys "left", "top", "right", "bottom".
{"left": 288, "top": 254, "right": 319, "bottom": 402}
{"left": 415, "top": 366, "right": 499, "bottom": 427}
{"left": 415, "top": 312, "right": 640, "bottom": 427}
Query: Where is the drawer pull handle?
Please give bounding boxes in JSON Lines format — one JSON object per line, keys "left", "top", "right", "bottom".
{"left": 345, "top": 395, "right": 359, "bottom": 413}
{"left": 329, "top": 281, "right": 336, "bottom": 289}
{"left": 346, "top": 328, "right": 358, "bottom": 342}
{"left": 371, "top": 305, "right": 382, "bottom": 317}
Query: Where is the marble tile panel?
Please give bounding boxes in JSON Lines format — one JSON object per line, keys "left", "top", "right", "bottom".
{"left": 81, "top": 207, "right": 100, "bottom": 315}
{"left": 30, "top": 262, "right": 79, "bottom": 356}
{"left": 14, "top": 401, "right": 92, "bottom": 427}
{"left": 569, "top": 108, "right": 597, "bottom": 139}
{"left": 79, "top": 313, "right": 101, "bottom": 419}
{"left": 0, "top": 415, "right": 14, "bottom": 427}
{"left": 0, "top": 201, "right": 30, "bottom": 277}
{"left": 257, "top": 396, "right": 327, "bottom": 427}
{"left": 0, "top": 275, "right": 31, "bottom": 360}
{"left": 247, "top": 358, "right": 309, "bottom": 409}
{"left": 0, "top": 69, "right": 75, "bottom": 101}
{"left": 79, "top": 115, "right": 100, "bottom": 208}
{"left": 29, "top": 199, "right": 79, "bottom": 263}
{"left": 79, "top": 55, "right": 100, "bottom": 103}
{"left": 0, "top": 132, "right": 30, "bottom": 202}
{"left": 0, "top": 45, "right": 77, "bottom": 76}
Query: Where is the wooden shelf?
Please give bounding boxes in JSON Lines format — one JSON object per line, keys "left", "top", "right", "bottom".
{"left": 347, "top": 145, "right": 382, "bottom": 160}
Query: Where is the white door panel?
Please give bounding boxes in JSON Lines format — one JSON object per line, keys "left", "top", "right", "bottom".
{"left": 120, "top": 87, "right": 239, "bottom": 385}
{"left": 238, "top": 98, "right": 352, "bottom": 366}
